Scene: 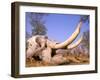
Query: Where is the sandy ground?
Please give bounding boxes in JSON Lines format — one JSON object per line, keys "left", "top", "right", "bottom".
{"left": 26, "top": 53, "right": 89, "bottom": 67}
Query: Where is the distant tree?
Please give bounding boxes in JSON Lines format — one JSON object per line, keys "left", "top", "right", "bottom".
{"left": 80, "top": 30, "right": 89, "bottom": 55}
{"left": 78, "top": 15, "right": 89, "bottom": 49}
{"left": 28, "top": 13, "right": 47, "bottom": 36}
{"left": 82, "top": 30, "right": 89, "bottom": 49}
{"left": 80, "top": 15, "right": 89, "bottom": 23}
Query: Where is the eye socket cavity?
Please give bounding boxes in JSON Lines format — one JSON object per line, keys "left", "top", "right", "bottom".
{"left": 29, "top": 43, "right": 32, "bottom": 46}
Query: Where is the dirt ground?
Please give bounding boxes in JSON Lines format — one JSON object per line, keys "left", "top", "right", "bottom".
{"left": 26, "top": 53, "right": 89, "bottom": 67}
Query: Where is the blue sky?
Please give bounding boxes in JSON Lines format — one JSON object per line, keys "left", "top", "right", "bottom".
{"left": 26, "top": 13, "right": 89, "bottom": 42}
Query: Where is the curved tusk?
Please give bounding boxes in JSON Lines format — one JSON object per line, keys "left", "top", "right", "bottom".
{"left": 67, "top": 35, "right": 83, "bottom": 49}
{"left": 50, "top": 21, "right": 83, "bottom": 49}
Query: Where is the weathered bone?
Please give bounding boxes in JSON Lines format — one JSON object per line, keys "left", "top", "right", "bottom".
{"left": 26, "top": 35, "right": 47, "bottom": 59}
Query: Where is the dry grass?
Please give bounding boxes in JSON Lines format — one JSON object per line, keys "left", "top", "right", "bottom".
{"left": 26, "top": 53, "right": 89, "bottom": 67}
